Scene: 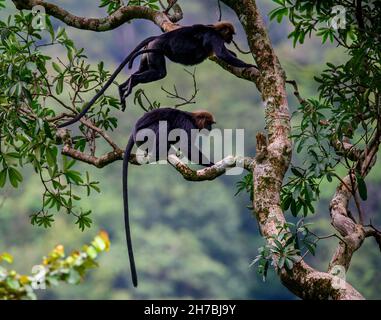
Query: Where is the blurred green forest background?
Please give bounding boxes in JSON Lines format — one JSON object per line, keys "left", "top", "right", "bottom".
{"left": 0, "top": 0, "right": 380, "bottom": 299}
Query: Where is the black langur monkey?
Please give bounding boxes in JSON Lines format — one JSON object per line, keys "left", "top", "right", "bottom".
{"left": 123, "top": 108, "right": 216, "bottom": 287}
{"left": 58, "top": 22, "right": 255, "bottom": 128}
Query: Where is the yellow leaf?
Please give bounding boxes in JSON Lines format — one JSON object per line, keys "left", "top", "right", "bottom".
{"left": 53, "top": 245, "right": 65, "bottom": 257}
{"left": 98, "top": 230, "right": 110, "bottom": 251}
{"left": 19, "top": 275, "right": 30, "bottom": 285}
{"left": 0, "top": 252, "right": 13, "bottom": 264}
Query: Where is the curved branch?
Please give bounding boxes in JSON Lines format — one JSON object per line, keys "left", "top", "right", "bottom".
{"left": 168, "top": 155, "right": 254, "bottom": 181}
{"left": 11, "top": 0, "right": 257, "bottom": 82}
{"left": 56, "top": 128, "right": 139, "bottom": 168}
{"left": 328, "top": 174, "right": 365, "bottom": 272}
{"left": 11, "top": 0, "right": 182, "bottom": 31}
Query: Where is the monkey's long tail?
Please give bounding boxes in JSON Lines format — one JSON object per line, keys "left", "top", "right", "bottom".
{"left": 123, "top": 135, "right": 138, "bottom": 287}
{"left": 57, "top": 36, "right": 158, "bottom": 128}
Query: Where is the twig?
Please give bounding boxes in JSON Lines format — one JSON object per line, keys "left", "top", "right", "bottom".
{"left": 217, "top": 0, "right": 222, "bottom": 21}
{"left": 79, "top": 118, "right": 119, "bottom": 150}
{"left": 286, "top": 79, "right": 308, "bottom": 106}
{"left": 161, "top": 68, "right": 199, "bottom": 108}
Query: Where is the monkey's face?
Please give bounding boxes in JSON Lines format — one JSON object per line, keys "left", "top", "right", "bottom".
{"left": 193, "top": 111, "right": 216, "bottom": 131}
{"left": 221, "top": 28, "right": 234, "bottom": 43}
{"left": 213, "top": 22, "right": 235, "bottom": 44}
{"left": 203, "top": 121, "right": 215, "bottom": 131}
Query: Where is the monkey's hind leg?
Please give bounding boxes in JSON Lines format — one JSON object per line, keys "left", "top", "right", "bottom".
{"left": 119, "top": 53, "right": 150, "bottom": 112}
{"left": 119, "top": 53, "right": 166, "bottom": 111}
{"left": 119, "top": 78, "right": 132, "bottom": 111}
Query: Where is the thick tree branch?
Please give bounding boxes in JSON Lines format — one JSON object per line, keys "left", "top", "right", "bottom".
{"left": 11, "top": 0, "right": 183, "bottom": 31}
{"left": 328, "top": 121, "right": 381, "bottom": 272}
{"left": 328, "top": 174, "right": 365, "bottom": 272}
{"left": 332, "top": 140, "right": 362, "bottom": 162}
{"left": 222, "top": 0, "right": 363, "bottom": 300}
{"left": 168, "top": 155, "right": 254, "bottom": 181}
{"left": 209, "top": 56, "right": 259, "bottom": 84}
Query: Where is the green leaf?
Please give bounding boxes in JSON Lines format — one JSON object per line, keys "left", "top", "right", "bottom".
{"left": 67, "top": 269, "right": 81, "bottom": 284}
{"left": 282, "top": 195, "right": 292, "bottom": 211}
{"left": 8, "top": 167, "right": 23, "bottom": 188}
{"left": 357, "top": 175, "right": 367, "bottom": 201}
{"left": 291, "top": 167, "right": 303, "bottom": 177}
{"left": 0, "top": 169, "right": 7, "bottom": 187}
{"left": 45, "top": 147, "right": 57, "bottom": 168}
{"left": 56, "top": 77, "right": 64, "bottom": 95}
{"left": 304, "top": 242, "right": 316, "bottom": 256}
{"left": 65, "top": 170, "right": 83, "bottom": 184}
{"left": 6, "top": 278, "right": 20, "bottom": 290}
{"left": 86, "top": 246, "right": 98, "bottom": 259}
{"left": 0, "top": 252, "right": 13, "bottom": 264}
{"left": 290, "top": 199, "right": 298, "bottom": 216}
{"left": 285, "top": 258, "right": 294, "bottom": 270}
{"left": 44, "top": 121, "right": 54, "bottom": 139}
{"left": 52, "top": 62, "right": 62, "bottom": 73}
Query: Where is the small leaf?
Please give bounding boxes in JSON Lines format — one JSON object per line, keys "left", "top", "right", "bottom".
{"left": 8, "top": 167, "right": 23, "bottom": 188}
{"left": 357, "top": 175, "right": 367, "bottom": 201}
{"left": 56, "top": 77, "right": 64, "bottom": 95}
{"left": 0, "top": 252, "right": 13, "bottom": 264}
{"left": 0, "top": 169, "right": 7, "bottom": 187}
{"left": 52, "top": 62, "right": 62, "bottom": 73}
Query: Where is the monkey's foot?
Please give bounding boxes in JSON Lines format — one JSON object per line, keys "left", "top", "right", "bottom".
{"left": 118, "top": 86, "right": 128, "bottom": 111}
{"left": 120, "top": 98, "right": 127, "bottom": 112}
{"left": 119, "top": 80, "right": 133, "bottom": 112}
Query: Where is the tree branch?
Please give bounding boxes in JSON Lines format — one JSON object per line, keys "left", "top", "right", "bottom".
{"left": 328, "top": 174, "right": 365, "bottom": 272}
{"left": 56, "top": 128, "right": 139, "bottom": 168}
{"left": 221, "top": 0, "right": 363, "bottom": 300}
{"left": 168, "top": 155, "right": 254, "bottom": 181}
{"left": 209, "top": 56, "right": 259, "bottom": 84}
{"left": 11, "top": 0, "right": 183, "bottom": 31}
{"left": 11, "top": 0, "right": 258, "bottom": 83}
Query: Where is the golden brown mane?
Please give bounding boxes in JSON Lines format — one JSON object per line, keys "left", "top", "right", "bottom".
{"left": 192, "top": 110, "right": 216, "bottom": 129}
{"left": 211, "top": 21, "right": 235, "bottom": 42}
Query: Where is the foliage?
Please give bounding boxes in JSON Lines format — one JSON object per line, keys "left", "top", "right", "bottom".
{"left": 0, "top": 231, "right": 110, "bottom": 300}
{"left": 235, "top": 172, "right": 254, "bottom": 209}
{"left": 99, "top": 0, "right": 161, "bottom": 15}
{"left": 237, "top": 0, "right": 381, "bottom": 279}
{"left": 0, "top": 11, "right": 117, "bottom": 230}
{"left": 251, "top": 220, "right": 318, "bottom": 280}
{"left": 269, "top": 1, "right": 381, "bottom": 219}
{"left": 0, "top": 0, "right": 380, "bottom": 300}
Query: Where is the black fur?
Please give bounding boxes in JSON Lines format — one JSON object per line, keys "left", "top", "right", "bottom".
{"left": 57, "top": 36, "right": 157, "bottom": 128}
{"left": 123, "top": 108, "right": 214, "bottom": 287}
{"left": 58, "top": 24, "right": 254, "bottom": 127}
{"left": 119, "top": 24, "right": 254, "bottom": 109}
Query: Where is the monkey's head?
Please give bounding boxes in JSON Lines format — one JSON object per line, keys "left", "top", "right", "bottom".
{"left": 212, "top": 21, "right": 235, "bottom": 43}
{"left": 192, "top": 110, "right": 216, "bottom": 131}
